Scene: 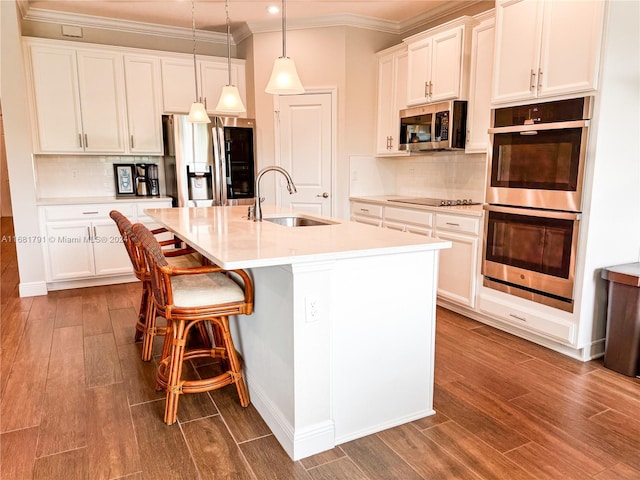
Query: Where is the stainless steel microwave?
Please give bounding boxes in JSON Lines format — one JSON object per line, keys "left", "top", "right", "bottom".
{"left": 399, "top": 100, "right": 467, "bottom": 152}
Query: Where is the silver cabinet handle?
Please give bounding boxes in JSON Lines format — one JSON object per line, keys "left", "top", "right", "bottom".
{"left": 424, "top": 81, "right": 428, "bottom": 97}
{"left": 538, "top": 68, "right": 543, "bottom": 90}
{"left": 530, "top": 69, "right": 536, "bottom": 91}
{"left": 87, "top": 226, "right": 92, "bottom": 240}
{"left": 445, "top": 222, "right": 460, "bottom": 227}
{"left": 389, "top": 136, "right": 393, "bottom": 149}
{"left": 93, "top": 226, "right": 97, "bottom": 239}
{"left": 130, "top": 135, "right": 134, "bottom": 149}
{"left": 317, "top": 192, "right": 329, "bottom": 198}
{"left": 84, "top": 134, "right": 88, "bottom": 148}
{"left": 509, "top": 313, "right": 527, "bottom": 322}
{"left": 360, "top": 208, "right": 369, "bottom": 213}
{"left": 429, "top": 81, "right": 433, "bottom": 97}
{"left": 82, "top": 211, "right": 99, "bottom": 215}
{"left": 78, "top": 133, "right": 83, "bottom": 148}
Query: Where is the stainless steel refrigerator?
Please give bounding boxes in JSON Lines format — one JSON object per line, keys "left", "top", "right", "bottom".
{"left": 162, "top": 115, "right": 256, "bottom": 207}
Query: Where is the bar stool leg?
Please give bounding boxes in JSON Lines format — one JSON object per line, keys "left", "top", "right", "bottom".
{"left": 134, "top": 284, "right": 148, "bottom": 342}
{"left": 141, "top": 299, "right": 156, "bottom": 362}
{"left": 164, "top": 319, "right": 187, "bottom": 425}
{"left": 218, "top": 316, "right": 250, "bottom": 407}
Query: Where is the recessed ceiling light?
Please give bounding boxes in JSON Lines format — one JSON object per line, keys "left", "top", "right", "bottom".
{"left": 267, "top": 5, "right": 280, "bottom": 15}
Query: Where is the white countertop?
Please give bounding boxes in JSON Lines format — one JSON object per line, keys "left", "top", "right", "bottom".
{"left": 145, "top": 205, "right": 451, "bottom": 270}
{"left": 37, "top": 196, "right": 172, "bottom": 206}
{"left": 351, "top": 195, "right": 484, "bottom": 217}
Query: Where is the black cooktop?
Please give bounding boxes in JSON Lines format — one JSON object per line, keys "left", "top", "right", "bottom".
{"left": 388, "top": 197, "right": 481, "bottom": 207}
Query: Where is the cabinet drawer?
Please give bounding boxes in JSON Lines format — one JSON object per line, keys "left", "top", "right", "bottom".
{"left": 435, "top": 213, "right": 481, "bottom": 235}
{"left": 136, "top": 200, "right": 172, "bottom": 219}
{"left": 43, "top": 203, "right": 134, "bottom": 221}
{"left": 352, "top": 215, "right": 382, "bottom": 227}
{"left": 385, "top": 206, "right": 432, "bottom": 227}
{"left": 351, "top": 202, "right": 382, "bottom": 218}
{"left": 478, "top": 293, "right": 576, "bottom": 344}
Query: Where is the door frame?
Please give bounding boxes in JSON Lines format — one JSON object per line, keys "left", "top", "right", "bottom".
{"left": 273, "top": 87, "right": 337, "bottom": 216}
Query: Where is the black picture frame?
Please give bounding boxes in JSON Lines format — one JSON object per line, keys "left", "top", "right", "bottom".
{"left": 113, "top": 163, "right": 136, "bottom": 196}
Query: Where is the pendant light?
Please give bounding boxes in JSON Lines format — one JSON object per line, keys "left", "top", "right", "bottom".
{"left": 187, "top": 0, "right": 210, "bottom": 123}
{"left": 215, "top": 0, "right": 246, "bottom": 114}
{"left": 265, "top": 0, "right": 305, "bottom": 95}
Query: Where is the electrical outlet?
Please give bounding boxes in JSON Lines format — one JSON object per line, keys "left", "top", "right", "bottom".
{"left": 71, "top": 170, "right": 79, "bottom": 179}
{"left": 305, "top": 296, "right": 320, "bottom": 323}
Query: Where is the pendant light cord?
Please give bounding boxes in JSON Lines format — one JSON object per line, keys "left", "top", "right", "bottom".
{"left": 281, "top": 0, "right": 286, "bottom": 58}
{"left": 225, "top": 0, "right": 232, "bottom": 85}
{"left": 192, "top": 0, "right": 199, "bottom": 101}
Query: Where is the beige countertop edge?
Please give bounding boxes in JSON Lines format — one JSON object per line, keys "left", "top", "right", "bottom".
{"left": 145, "top": 205, "right": 452, "bottom": 270}
{"left": 37, "top": 196, "right": 172, "bottom": 206}
{"left": 350, "top": 195, "right": 484, "bottom": 217}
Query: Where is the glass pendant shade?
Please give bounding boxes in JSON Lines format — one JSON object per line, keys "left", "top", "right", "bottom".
{"left": 187, "top": 102, "right": 210, "bottom": 123}
{"left": 216, "top": 85, "right": 246, "bottom": 113}
{"left": 265, "top": 57, "right": 305, "bottom": 95}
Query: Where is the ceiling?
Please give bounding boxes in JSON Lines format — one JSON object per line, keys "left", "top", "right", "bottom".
{"left": 20, "top": 0, "right": 489, "bottom": 34}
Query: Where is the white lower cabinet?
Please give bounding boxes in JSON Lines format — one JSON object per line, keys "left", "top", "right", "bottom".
{"left": 434, "top": 212, "right": 481, "bottom": 308}
{"left": 383, "top": 206, "right": 433, "bottom": 237}
{"left": 478, "top": 291, "right": 576, "bottom": 344}
{"left": 40, "top": 200, "right": 171, "bottom": 284}
{"left": 350, "top": 202, "right": 383, "bottom": 227}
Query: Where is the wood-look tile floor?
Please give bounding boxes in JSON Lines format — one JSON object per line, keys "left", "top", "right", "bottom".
{"left": 2, "top": 216, "right": 640, "bottom": 479}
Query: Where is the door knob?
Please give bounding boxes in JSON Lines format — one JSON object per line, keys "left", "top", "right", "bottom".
{"left": 317, "top": 192, "right": 329, "bottom": 198}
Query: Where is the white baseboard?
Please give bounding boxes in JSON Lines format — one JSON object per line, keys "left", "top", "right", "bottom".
{"left": 18, "top": 281, "right": 48, "bottom": 297}
{"left": 46, "top": 274, "right": 138, "bottom": 291}
{"left": 245, "top": 371, "right": 335, "bottom": 461}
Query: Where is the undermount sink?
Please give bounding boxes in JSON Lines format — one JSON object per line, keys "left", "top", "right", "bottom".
{"left": 263, "top": 215, "right": 335, "bottom": 227}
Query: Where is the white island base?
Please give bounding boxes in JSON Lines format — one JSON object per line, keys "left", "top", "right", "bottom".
{"left": 232, "top": 250, "right": 439, "bottom": 460}
{"left": 145, "top": 205, "right": 448, "bottom": 461}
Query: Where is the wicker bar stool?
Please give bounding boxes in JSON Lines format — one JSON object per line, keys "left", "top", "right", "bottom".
{"left": 132, "top": 222, "right": 254, "bottom": 425}
{"left": 110, "top": 210, "right": 205, "bottom": 361}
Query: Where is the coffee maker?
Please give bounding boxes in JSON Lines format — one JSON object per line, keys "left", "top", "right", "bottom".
{"left": 146, "top": 164, "right": 159, "bottom": 196}
{"left": 135, "top": 163, "right": 160, "bottom": 196}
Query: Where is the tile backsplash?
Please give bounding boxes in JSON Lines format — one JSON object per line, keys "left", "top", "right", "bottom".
{"left": 394, "top": 151, "right": 487, "bottom": 202}
{"left": 350, "top": 151, "right": 488, "bottom": 202}
{"left": 35, "top": 155, "right": 161, "bottom": 198}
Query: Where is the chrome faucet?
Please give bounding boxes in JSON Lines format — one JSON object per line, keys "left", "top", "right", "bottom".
{"left": 252, "top": 166, "right": 297, "bottom": 221}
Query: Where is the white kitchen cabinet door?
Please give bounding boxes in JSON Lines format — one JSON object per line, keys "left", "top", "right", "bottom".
{"left": 466, "top": 14, "right": 495, "bottom": 153}
{"left": 406, "top": 37, "right": 433, "bottom": 106}
{"left": 123, "top": 55, "right": 163, "bottom": 154}
{"left": 199, "top": 60, "right": 246, "bottom": 116}
{"left": 493, "top": 0, "right": 604, "bottom": 104}
{"left": 492, "top": 0, "right": 543, "bottom": 104}
{"left": 45, "top": 222, "right": 95, "bottom": 280}
{"left": 92, "top": 220, "right": 132, "bottom": 276}
{"left": 29, "top": 45, "right": 84, "bottom": 153}
{"left": 436, "top": 229, "right": 478, "bottom": 308}
{"left": 375, "top": 46, "right": 408, "bottom": 155}
{"left": 538, "top": 0, "right": 604, "bottom": 98}
{"left": 429, "top": 27, "right": 463, "bottom": 102}
{"left": 76, "top": 50, "right": 127, "bottom": 153}
{"left": 161, "top": 57, "right": 197, "bottom": 114}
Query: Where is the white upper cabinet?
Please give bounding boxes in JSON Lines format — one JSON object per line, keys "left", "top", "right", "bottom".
{"left": 465, "top": 13, "right": 495, "bottom": 153}
{"left": 123, "top": 55, "right": 164, "bottom": 154}
{"left": 375, "top": 44, "right": 408, "bottom": 155}
{"left": 75, "top": 50, "right": 127, "bottom": 153}
{"left": 404, "top": 18, "right": 473, "bottom": 107}
{"left": 160, "top": 57, "right": 196, "bottom": 114}
{"left": 492, "top": 0, "right": 605, "bottom": 104}
{"left": 161, "top": 55, "right": 247, "bottom": 116}
{"left": 28, "top": 43, "right": 127, "bottom": 153}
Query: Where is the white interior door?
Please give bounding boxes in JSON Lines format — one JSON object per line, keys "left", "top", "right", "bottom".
{"left": 276, "top": 92, "right": 333, "bottom": 216}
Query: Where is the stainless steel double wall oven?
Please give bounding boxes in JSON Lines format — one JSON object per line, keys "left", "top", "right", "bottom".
{"left": 482, "top": 97, "right": 593, "bottom": 312}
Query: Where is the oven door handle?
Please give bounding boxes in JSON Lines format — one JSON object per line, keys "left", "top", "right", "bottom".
{"left": 488, "top": 119, "right": 589, "bottom": 134}
{"left": 483, "top": 204, "right": 581, "bottom": 221}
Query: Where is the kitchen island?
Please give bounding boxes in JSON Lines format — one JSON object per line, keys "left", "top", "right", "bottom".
{"left": 145, "top": 205, "right": 450, "bottom": 460}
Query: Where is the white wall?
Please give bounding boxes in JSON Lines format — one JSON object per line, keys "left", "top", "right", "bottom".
{"left": 575, "top": 0, "right": 640, "bottom": 347}
{"left": 0, "top": 0, "right": 47, "bottom": 296}
{"left": 248, "top": 26, "right": 398, "bottom": 219}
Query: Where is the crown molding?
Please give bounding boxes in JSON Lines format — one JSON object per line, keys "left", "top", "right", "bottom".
{"left": 21, "top": 1, "right": 486, "bottom": 46}
{"left": 21, "top": 7, "right": 229, "bottom": 45}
